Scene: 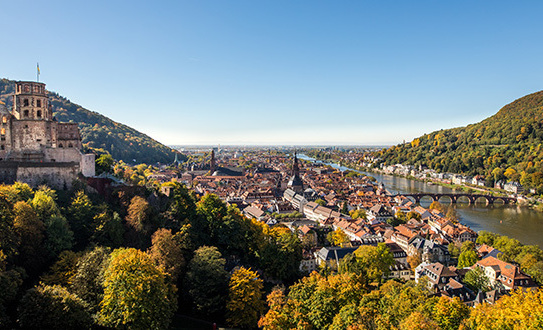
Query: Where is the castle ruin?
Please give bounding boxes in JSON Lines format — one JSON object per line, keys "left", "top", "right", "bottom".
{"left": 0, "top": 81, "right": 95, "bottom": 189}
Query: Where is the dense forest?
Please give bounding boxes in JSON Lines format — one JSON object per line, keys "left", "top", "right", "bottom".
{"left": 376, "top": 90, "right": 543, "bottom": 194}
{"left": 0, "top": 180, "right": 302, "bottom": 328}
{"left": 0, "top": 78, "right": 184, "bottom": 165}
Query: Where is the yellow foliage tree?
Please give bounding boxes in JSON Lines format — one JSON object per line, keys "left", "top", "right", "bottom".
{"left": 227, "top": 267, "right": 264, "bottom": 329}
{"left": 465, "top": 289, "right": 543, "bottom": 329}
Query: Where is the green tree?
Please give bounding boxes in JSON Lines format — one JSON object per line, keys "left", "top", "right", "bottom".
{"left": 463, "top": 267, "right": 490, "bottom": 293}
{"left": 91, "top": 211, "right": 124, "bottom": 248}
{"left": 98, "top": 248, "right": 177, "bottom": 329}
{"left": 18, "top": 284, "right": 92, "bottom": 329}
{"left": 71, "top": 246, "right": 111, "bottom": 314}
{"left": 67, "top": 191, "right": 95, "bottom": 249}
{"left": 185, "top": 246, "right": 228, "bottom": 316}
{"left": 96, "top": 153, "right": 114, "bottom": 174}
{"left": 226, "top": 267, "right": 264, "bottom": 329}
{"left": 458, "top": 249, "right": 479, "bottom": 268}
{"left": 30, "top": 187, "right": 60, "bottom": 220}
{"left": 315, "top": 198, "right": 326, "bottom": 206}
{"left": 44, "top": 215, "right": 74, "bottom": 258}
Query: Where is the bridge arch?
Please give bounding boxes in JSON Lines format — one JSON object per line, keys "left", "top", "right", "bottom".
{"left": 473, "top": 195, "right": 490, "bottom": 205}
{"left": 436, "top": 195, "right": 454, "bottom": 204}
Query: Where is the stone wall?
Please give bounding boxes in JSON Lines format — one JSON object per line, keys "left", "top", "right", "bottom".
{"left": 16, "top": 163, "right": 80, "bottom": 189}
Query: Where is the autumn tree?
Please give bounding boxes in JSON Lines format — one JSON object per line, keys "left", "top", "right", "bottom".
{"left": 433, "top": 296, "right": 470, "bottom": 330}
{"left": 98, "top": 248, "right": 177, "bottom": 329}
{"left": 226, "top": 267, "right": 264, "bottom": 329}
{"left": 407, "top": 250, "right": 423, "bottom": 271}
{"left": 148, "top": 228, "right": 185, "bottom": 281}
{"left": 354, "top": 243, "right": 394, "bottom": 285}
{"left": 327, "top": 228, "right": 350, "bottom": 247}
{"left": 465, "top": 288, "right": 543, "bottom": 329}
{"left": 12, "top": 201, "right": 45, "bottom": 273}
{"left": 429, "top": 201, "right": 445, "bottom": 213}
{"left": 40, "top": 250, "right": 82, "bottom": 287}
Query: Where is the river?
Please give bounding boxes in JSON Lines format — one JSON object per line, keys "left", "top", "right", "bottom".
{"left": 298, "top": 154, "right": 543, "bottom": 248}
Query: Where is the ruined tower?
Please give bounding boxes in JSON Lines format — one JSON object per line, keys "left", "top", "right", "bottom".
{"left": 0, "top": 80, "right": 95, "bottom": 188}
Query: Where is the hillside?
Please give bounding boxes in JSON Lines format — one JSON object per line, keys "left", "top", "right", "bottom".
{"left": 0, "top": 78, "right": 184, "bottom": 164}
{"left": 376, "top": 91, "right": 543, "bottom": 193}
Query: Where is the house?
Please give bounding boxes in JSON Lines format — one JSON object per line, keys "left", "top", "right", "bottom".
{"left": 408, "top": 238, "right": 450, "bottom": 264}
{"left": 367, "top": 204, "right": 393, "bottom": 223}
{"left": 474, "top": 256, "right": 537, "bottom": 291}
{"left": 472, "top": 175, "right": 486, "bottom": 187}
{"left": 243, "top": 205, "right": 266, "bottom": 221}
{"left": 504, "top": 182, "right": 524, "bottom": 194}
{"left": 416, "top": 262, "right": 459, "bottom": 291}
{"left": 314, "top": 247, "right": 358, "bottom": 268}
{"left": 387, "top": 261, "right": 411, "bottom": 281}
{"left": 440, "top": 279, "right": 477, "bottom": 306}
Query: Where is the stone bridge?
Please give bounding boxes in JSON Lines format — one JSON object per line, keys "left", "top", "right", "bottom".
{"left": 394, "top": 193, "right": 517, "bottom": 205}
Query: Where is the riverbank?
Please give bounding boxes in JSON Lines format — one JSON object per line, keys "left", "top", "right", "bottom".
{"left": 302, "top": 151, "right": 542, "bottom": 211}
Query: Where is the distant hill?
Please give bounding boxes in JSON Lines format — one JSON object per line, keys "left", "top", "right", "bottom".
{"left": 376, "top": 91, "right": 543, "bottom": 193}
{"left": 0, "top": 78, "right": 185, "bottom": 165}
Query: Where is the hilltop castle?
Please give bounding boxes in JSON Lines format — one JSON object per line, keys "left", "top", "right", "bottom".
{"left": 0, "top": 81, "right": 95, "bottom": 188}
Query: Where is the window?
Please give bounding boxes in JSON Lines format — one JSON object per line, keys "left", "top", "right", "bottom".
{"left": 1, "top": 128, "right": 4, "bottom": 135}
{"left": 37, "top": 99, "right": 41, "bottom": 107}
{"left": 0, "top": 145, "right": 4, "bottom": 150}
{"left": 24, "top": 110, "right": 29, "bottom": 118}
{"left": 37, "top": 110, "right": 42, "bottom": 118}
{"left": 68, "top": 143, "right": 73, "bottom": 148}
{"left": 23, "top": 99, "right": 29, "bottom": 107}
{"left": 2, "top": 116, "right": 6, "bottom": 124}
{"left": 59, "top": 143, "right": 63, "bottom": 148}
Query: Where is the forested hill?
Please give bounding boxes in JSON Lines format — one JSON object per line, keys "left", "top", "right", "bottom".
{"left": 0, "top": 78, "right": 184, "bottom": 164}
{"left": 376, "top": 90, "right": 543, "bottom": 193}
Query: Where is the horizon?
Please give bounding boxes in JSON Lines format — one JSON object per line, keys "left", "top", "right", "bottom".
{"left": 2, "top": 1, "right": 542, "bottom": 146}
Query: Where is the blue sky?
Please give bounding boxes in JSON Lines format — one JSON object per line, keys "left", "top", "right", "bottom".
{"left": 1, "top": 1, "right": 542, "bottom": 146}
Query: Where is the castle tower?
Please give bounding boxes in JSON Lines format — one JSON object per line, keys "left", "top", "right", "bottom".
{"left": 13, "top": 81, "right": 52, "bottom": 121}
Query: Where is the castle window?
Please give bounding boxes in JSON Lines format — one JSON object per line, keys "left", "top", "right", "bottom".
{"left": 2, "top": 116, "right": 6, "bottom": 124}
{"left": 24, "top": 99, "right": 29, "bottom": 107}
{"left": 68, "top": 143, "right": 73, "bottom": 148}
{"left": 37, "top": 100, "right": 41, "bottom": 107}
{"left": 59, "top": 143, "right": 63, "bottom": 148}
{"left": 1, "top": 128, "right": 4, "bottom": 135}
{"left": 37, "top": 110, "right": 42, "bottom": 118}
{"left": 0, "top": 145, "right": 4, "bottom": 150}
{"left": 24, "top": 110, "right": 29, "bottom": 118}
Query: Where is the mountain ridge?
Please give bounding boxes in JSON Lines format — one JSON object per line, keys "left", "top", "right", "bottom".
{"left": 376, "top": 90, "right": 543, "bottom": 193}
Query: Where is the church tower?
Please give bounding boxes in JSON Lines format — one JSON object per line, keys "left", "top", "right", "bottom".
{"left": 210, "top": 149, "right": 217, "bottom": 173}
{"left": 287, "top": 152, "right": 304, "bottom": 193}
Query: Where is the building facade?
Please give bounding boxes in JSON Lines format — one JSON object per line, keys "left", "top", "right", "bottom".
{"left": 0, "top": 81, "right": 95, "bottom": 188}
